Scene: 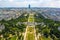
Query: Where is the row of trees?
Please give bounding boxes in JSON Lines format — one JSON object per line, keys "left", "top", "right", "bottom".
{"left": 35, "top": 13, "right": 60, "bottom": 40}
{"left": 0, "top": 13, "right": 29, "bottom": 40}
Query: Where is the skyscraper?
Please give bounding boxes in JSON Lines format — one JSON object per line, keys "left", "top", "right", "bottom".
{"left": 28, "top": 4, "right": 31, "bottom": 9}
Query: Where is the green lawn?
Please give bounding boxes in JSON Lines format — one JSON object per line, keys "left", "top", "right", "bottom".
{"left": 10, "top": 36, "right": 17, "bottom": 40}
{"left": 29, "top": 18, "right": 34, "bottom": 22}
{"left": 26, "top": 33, "right": 35, "bottom": 40}
{"left": 38, "top": 36, "right": 51, "bottom": 40}
{"left": 27, "top": 27, "right": 34, "bottom": 31}
{"left": 28, "top": 15, "right": 34, "bottom": 22}
{"left": 25, "top": 14, "right": 35, "bottom": 40}
{"left": 26, "top": 27, "right": 35, "bottom": 40}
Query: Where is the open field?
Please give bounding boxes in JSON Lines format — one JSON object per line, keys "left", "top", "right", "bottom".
{"left": 25, "top": 27, "right": 35, "bottom": 40}
{"left": 28, "top": 14, "right": 34, "bottom": 22}
{"left": 24, "top": 13, "right": 37, "bottom": 40}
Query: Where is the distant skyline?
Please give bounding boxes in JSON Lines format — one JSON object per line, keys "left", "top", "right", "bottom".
{"left": 0, "top": 0, "right": 60, "bottom": 8}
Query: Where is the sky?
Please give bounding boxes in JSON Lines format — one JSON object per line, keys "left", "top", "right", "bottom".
{"left": 0, "top": 0, "right": 60, "bottom": 8}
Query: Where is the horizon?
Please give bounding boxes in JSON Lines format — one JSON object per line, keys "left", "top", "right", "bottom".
{"left": 0, "top": 6, "right": 60, "bottom": 8}
{"left": 0, "top": 0, "right": 60, "bottom": 8}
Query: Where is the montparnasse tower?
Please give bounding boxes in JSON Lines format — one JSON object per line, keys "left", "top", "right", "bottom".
{"left": 28, "top": 4, "right": 31, "bottom": 9}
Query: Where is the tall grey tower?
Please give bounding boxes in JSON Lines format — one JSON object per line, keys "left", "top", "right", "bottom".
{"left": 28, "top": 4, "right": 31, "bottom": 9}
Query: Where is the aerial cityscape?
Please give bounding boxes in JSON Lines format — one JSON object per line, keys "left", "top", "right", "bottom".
{"left": 0, "top": 0, "right": 60, "bottom": 40}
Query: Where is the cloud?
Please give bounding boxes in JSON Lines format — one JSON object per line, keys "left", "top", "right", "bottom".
{"left": 9, "top": 0, "right": 13, "bottom": 2}
{"left": 0, "top": 0, "right": 1, "bottom": 1}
